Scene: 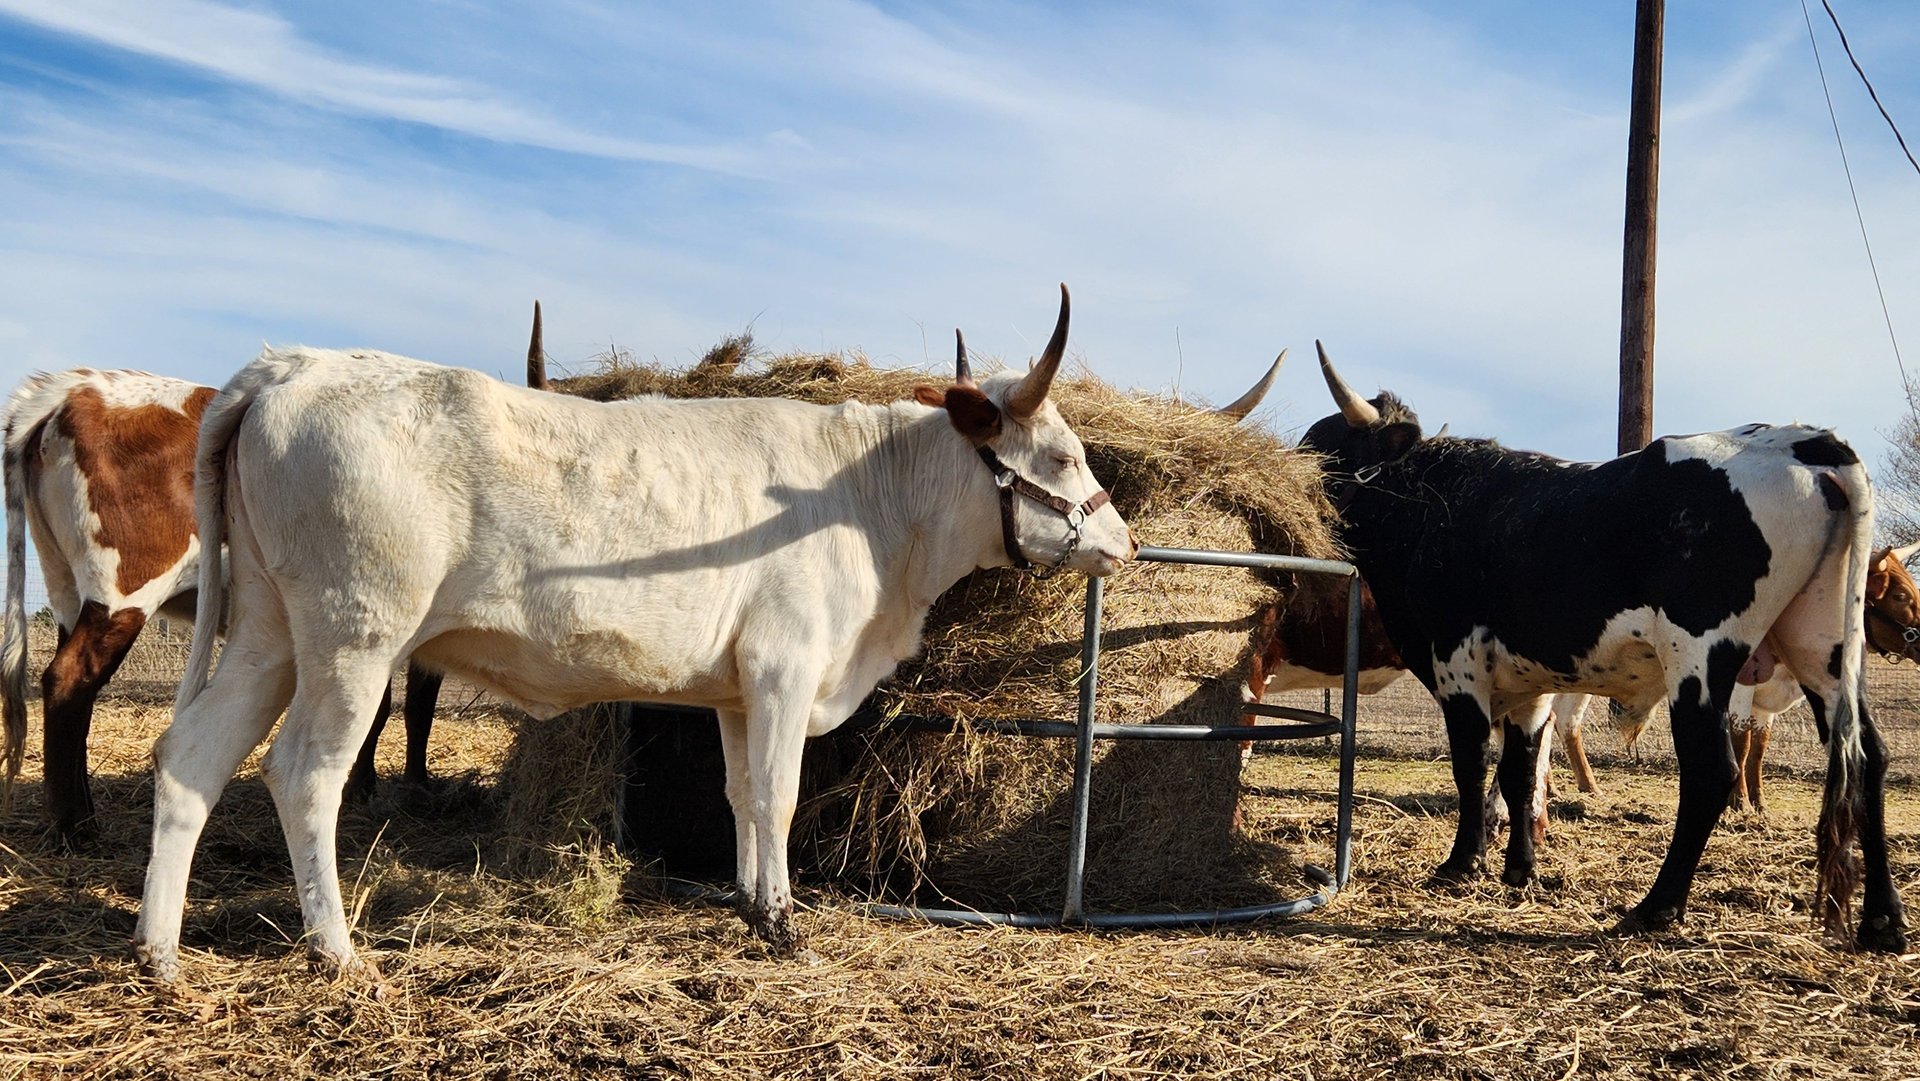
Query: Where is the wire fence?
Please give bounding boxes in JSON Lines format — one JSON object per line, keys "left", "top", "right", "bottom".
{"left": 1261, "top": 657, "right": 1920, "bottom": 780}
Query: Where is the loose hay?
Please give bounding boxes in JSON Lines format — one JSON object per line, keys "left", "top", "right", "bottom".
{"left": 502, "top": 346, "right": 1340, "bottom": 911}
{"left": 5, "top": 703, "right": 1919, "bottom": 1080}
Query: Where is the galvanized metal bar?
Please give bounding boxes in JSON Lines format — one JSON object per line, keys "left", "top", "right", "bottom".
{"left": 1336, "top": 570, "right": 1362, "bottom": 886}
{"left": 1060, "top": 574, "right": 1104, "bottom": 923}
{"left": 851, "top": 713, "right": 1338, "bottom": 741}
{"left": 1136, "top": 544, "right": 1354, "bottom": 577}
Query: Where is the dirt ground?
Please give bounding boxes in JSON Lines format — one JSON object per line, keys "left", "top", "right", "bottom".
{"left": 3, "top": 698, "right": 1919, "bottom": 1079}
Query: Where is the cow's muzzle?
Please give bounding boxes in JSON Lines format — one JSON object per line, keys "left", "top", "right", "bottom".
{"left": 977, "top": 446, "right": 1113, "bottom": 579}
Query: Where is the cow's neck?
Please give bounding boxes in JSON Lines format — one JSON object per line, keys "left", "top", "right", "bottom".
{"left": 881, "top": 407, "right": 1011, "bottom": 605}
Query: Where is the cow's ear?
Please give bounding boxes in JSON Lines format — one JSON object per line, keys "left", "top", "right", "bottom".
{"left": 1379, "top": 422, "right": 1422, "bottom": 464}
{"left": 943, "top": 385, "right": 1003, "bottom": 443}
{"left": 1868, "top": 564, "right": 1892, "bottom": 603}
{"left": 914, "top": 385, "right": 944, "bottom": 407}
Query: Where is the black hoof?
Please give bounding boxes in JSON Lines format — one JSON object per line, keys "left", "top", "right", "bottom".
{"left": 49, "top": 816, "right": 98, "bottom": 853}
{"left": 1500, "top": 863, "right": 1535, "bottom": 888}
{"left": 739, "top": 902, "right": 801, "bottom": 956}
{"left": 1612, "top": 903, "right": 1683, "bottom": 936}
{"left": 1858, "top": 913, "right": 1908, "bottom": 954}
{"left": 341, "top": 772, "right": 376, "bottom": 806}
{"left": 1429, "top": 857, "right": 1483, "bottom": 887}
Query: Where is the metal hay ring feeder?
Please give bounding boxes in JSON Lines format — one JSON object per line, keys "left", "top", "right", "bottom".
{"left": 652, "top": 544, "right": 1364, "bottom": 930}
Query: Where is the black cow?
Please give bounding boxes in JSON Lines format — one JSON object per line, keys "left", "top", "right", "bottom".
{"left": 1299, "top": 343, "right": 1904, "bottom": 951}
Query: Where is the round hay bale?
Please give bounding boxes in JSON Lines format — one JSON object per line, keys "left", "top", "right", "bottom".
{"left": 499, "top": 348, "right": 1339, "bottom": 910}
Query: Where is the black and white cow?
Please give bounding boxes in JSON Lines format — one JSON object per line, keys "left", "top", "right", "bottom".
{"left": 1298, "top": 344, "right": 1904, "bottom": 950}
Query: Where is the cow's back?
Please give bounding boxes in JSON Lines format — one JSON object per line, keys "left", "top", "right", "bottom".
{"left": 1354, "top": 426, "right": 1855, "bottom": 706}
{"left": 225, "top": 348, "right": 926, "bottom": 715}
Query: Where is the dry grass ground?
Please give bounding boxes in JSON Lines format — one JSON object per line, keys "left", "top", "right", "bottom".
{"left": 4, "top": 701, "right": 1920, "bottom": 1078}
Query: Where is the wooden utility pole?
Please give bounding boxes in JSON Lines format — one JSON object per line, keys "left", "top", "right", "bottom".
{"left": 1618, "top": 0, "right": 1663, "bottom": 455}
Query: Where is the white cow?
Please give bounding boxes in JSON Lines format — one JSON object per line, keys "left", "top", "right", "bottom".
{"left": 134, "top": 288, "right": 1135, "bottom": 985}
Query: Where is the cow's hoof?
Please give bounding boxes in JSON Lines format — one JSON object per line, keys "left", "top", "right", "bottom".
{"left": 1858, "top": 913, "right": 1908, "bottom": 954}
{"left": 1428, "top": 857, "right": 1483, "bottom": 887}
{"left": 1500, "top": 863, "right": 1535, "bottom": 888}
{"left": 50, "top": 818, "right": 98, "bottom": 853}
{"left": 1612, "top": 904, "right": 1683, "bottom": 936}
{"left": 310, "top": 948, "right": 389, "bottom": 997}
{"left": 132, "top": 940, "right": 181, "bottom": 985}
{"left": 740, "top": 903, "right": 802, "bottom": 957}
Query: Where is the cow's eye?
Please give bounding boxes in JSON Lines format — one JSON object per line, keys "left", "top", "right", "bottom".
{"left": 1055, "top": 455, "right": 1079, "bottom": 470}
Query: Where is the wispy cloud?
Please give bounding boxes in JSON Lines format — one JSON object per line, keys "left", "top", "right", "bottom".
{"left": 0, "top": 0, "right": 1913, "bottom": 471}
{"left": 0, "top": 0, "right": 771, "bottom": 170}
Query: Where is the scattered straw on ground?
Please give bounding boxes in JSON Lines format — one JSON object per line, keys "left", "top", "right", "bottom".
{"left": 4, "top": 702, "right": 1919, "bottom": 1079}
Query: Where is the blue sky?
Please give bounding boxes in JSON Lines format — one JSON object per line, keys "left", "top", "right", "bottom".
{"left": 1, "top": 0, "right": 1916, "bottom": 470}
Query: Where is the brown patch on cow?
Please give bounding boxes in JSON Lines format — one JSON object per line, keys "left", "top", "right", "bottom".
{"left": 55, "top": 386, "right": 213, "bottom": 597}
{"left": 41, "top": 600, "right": 147, "bottom": 838}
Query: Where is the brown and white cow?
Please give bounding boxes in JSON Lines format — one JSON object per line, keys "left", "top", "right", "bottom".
{"left": 0, "top": 371, "right": 443, "bottom": 839}
{"left": 2, "top": 370, "right": 215, "bottom": 838}
{"left": 0, "top": 299, "right": 552, "bottom": 840}
{"left": 0, "top": 304, "right": 555, "bottom": 838}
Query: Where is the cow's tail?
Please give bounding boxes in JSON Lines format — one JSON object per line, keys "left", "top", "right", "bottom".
{"left": 1814, "top": 460, "right": 1875, "bottom": 939}
{"left": 1, "top": 373, "right": 81, "bottom": 805}
{"left": 174, "top": 353, "right": 284, "bottom": 714}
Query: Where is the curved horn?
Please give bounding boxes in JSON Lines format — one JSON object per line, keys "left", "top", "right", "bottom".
{"left": 1217, "top": 349, "right": 1287, "bottom": 421}
{"left": 1316, "top": 340, "right": 1379, "bottom": 426}
{"left": 1007, "top": 283, "right": 1070, "bottom": 419}
{"left": 954, "top": 328, "right": 975, "bottom": 387}
{"left": 526, "top": 300, "right": 549, "bottom": 390}
{"left": 1433, "top": 423, "right": 1450, "bottom": 439}
{"left": 1893, "top": 540, "right": 1920, "bottom": 565}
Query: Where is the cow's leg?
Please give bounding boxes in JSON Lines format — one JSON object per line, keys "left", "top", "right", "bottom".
{"left": 1616, "top": 656, "right": 1737, "bottom": 935}
{"left": 1725, "top": 682, "right": 1757, "bottom": 812}
{"left": 1853, "top": 701, "right": 1907, "bottom": 950}
{"left": 739, "top": 695, "right": 811, "bottom": 955}
{"left": 715, "top": 708, "right": 758, "bottom": 902}
{"left": 1556, "top": 695, "right": 1599, "bottom": 794}
{"left": 258, "top": 653, "right": 395, "bottom": 980}
{"left": 133, "top": 639, "right": 296, "bottom": 983}
{"left": 41, "top": 600, "right": 146, "bottom": 843}
{"left": 400, "top": 662, "right": 441, "bottom": 787}
{"left": 1434, "top": 690, "right": 1495, "bottom": 884}
{"left": 1745, "top": 720, "right": 1770, "bottom": 815}
{"left": 341, "top": 681, "right": 394, "bottom": 805}
{"left": 1727, "top": 726, "right": 1753, "bottom": 812}
{"left": 1529, "top": 703, "right": 1556, "bottom": 845}
{"left": 1496, "top": 697, "right": 1554, "bottom": 886}
{"left": 1482, "top": 721, "right": 1508, "bottom": 843}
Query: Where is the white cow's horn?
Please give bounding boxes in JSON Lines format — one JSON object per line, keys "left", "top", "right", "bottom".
{"left": 1008, "top": 284, "right": 1070, "bottom": 419}
{"left": 1317, "top": 340, "right": 1380, "bottom": 426}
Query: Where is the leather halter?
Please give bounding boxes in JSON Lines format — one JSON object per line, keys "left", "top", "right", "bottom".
{"left": 976, "top": 446, "right": 1111, "bottom": 578}
{"left": 1868, "top": 604, "right": 1920, "bottom": 663}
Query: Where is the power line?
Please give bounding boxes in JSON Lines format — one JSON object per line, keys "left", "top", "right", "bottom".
{"left": 1799, "top": 0, "right": 1911, "bottom": 403}
{"left": 1820, "top": 0, "right": 1920, "bottom": 179}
